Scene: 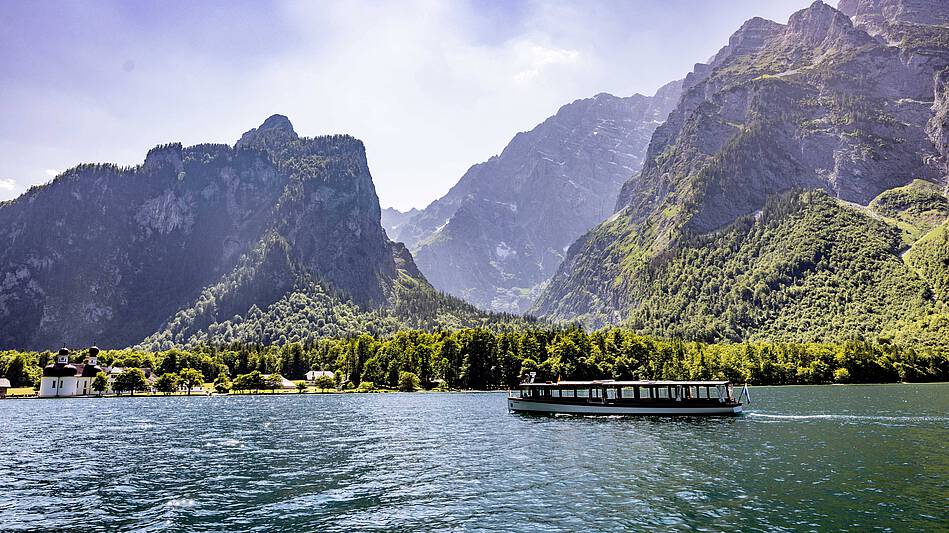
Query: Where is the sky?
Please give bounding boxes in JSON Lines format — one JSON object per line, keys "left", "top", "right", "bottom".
{"left": 0, "top": 0, "right": 815, "bottom": 210}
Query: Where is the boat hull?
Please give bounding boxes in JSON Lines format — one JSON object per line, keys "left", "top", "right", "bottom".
{"left": 508, "top": 397, "right": 743, "bottom": 416}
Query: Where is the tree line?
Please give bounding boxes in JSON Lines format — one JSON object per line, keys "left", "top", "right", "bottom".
{"left": 2, "top": 327, "right": 946, "bottom": 391}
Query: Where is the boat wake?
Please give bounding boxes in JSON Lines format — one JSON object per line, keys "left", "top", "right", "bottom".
{"left": 748, "top": 412, "right": 948, "bottom": 425}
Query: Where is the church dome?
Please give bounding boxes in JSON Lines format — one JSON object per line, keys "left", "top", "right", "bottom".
{"left": 80, "top": 362, "right": 103, "bottom": 377}
{"left": 43, "top": 362, "right": 78, "bottom": 377}
{"left": 45, "top": 345, "right": 77, "bottom": 377}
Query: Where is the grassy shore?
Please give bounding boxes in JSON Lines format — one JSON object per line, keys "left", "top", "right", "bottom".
{"left": 0, "top": 381, "right": 447, "bottom": 399}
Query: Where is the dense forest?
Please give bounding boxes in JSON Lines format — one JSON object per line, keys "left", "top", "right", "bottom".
{"left": 139, "top": 266, "right": 537, "bottom": 350}
{"left": 3, "top": 327, "right": 946, "bottom": 391}
{"left": 537, "top": 190, "right": 949, "bottom": 354}
{"left": 624, "top": 191, "right": 949, "bottom": 349}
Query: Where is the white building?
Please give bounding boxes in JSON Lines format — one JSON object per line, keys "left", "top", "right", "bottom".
{"left": 38, "top": 346, "right": 103, "bottom": 398}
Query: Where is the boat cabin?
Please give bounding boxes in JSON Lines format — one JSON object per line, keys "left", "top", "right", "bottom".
{"left": 509, "top": 380, "right": 744, "bottom": 416}
{"left": 517, "top": 380, "right": 736, "bottom": 403}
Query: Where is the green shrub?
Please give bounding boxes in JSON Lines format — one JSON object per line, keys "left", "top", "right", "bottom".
{"left": 398, "top": 371, "right": 420, "bottom": 392}
{"left": 833, "top": 367, "right": 851, "bottom": 383}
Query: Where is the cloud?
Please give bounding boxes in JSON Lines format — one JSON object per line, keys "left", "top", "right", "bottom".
{"left": 0, "top": 0, "right": 816, "bottom": 210}
{"left": 513, "top": 44, "right": 581, "bottom": 82}
{"left": 44, "top": 169, "right": 60, "bottom": 177}
{"left": 0, "top": 178, "right": 16, "bottom": 201}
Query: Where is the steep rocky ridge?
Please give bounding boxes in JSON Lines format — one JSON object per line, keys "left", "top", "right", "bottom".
{"left": 389, "top": 81, "right": 682, "bottom": 313}
{"left": 533, "top": 0, "right": 949, "bottom": 349}
{"left": 0, "top": 116, "right": 498, "bottom": 349}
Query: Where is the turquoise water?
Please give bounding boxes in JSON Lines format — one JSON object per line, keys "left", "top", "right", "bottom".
{"left": 1, "top": 384, "right": 946, "bottom": 531}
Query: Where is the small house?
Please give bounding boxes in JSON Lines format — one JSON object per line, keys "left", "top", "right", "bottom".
{"left": 0, "top": 378, "right": 10, "bottom": 398}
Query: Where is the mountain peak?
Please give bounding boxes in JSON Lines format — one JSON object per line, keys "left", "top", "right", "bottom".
{"left": 706, "top": 16, "right": 784, "bottom": 70}
{"left": 784, "top": 0, "right": 871, "bottom": 51}
{"left": 258, "top": 114, "right": 295, "bottom": 134}
{"left": 236, "top": 114, "right": 299, "bottom": 150}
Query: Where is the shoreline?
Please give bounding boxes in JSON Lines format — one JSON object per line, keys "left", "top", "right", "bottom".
{"left": 4, "top": 380, "right": 948, "bottom": 400}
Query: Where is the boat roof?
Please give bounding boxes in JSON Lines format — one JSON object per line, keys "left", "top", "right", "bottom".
{"left": 519, "top": 380, "right": 731, "bottom": 388}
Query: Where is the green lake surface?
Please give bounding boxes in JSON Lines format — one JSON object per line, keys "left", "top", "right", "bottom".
{"left": 1, "top": 383, "right": 946, "bottom": 531}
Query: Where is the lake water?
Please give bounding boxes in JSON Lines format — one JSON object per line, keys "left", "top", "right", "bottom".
{"left": 1, "top": 384, "right": 946, "bottom": 531}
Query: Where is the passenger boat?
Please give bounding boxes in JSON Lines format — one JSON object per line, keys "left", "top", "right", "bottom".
{"left": 508, "top": 379, "right": 747, "bottom": 416}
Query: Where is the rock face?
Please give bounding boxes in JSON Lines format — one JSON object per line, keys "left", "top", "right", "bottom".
{"left": 389, "top": 81, "right": 682, "bottom": 313}
{"left": 838, "top": 0, "right": 949, "bottom": 40}
{"left": 533, "top": 1, "right": 949, "bottom": 346}
{"left": 0, "top": 116, "right": 467, "bottom": 349}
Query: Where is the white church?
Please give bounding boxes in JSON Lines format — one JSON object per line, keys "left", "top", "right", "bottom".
{"left": 38, "top": 346, "right": 104, "bottom": 397}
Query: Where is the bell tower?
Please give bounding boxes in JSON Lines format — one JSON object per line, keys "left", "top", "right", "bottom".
{"left": 57, "top": 345, "right": 70, "bottom": 364}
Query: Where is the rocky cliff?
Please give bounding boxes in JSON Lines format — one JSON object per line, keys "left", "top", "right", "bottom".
{"left": 0, "top": 116, "right": 496, "bottom": 349}
{"left": 389, "top": 81, "right": 682, "bottom": 313}
{"left": 533, "top": 1, "right": 949, "bottom": 349}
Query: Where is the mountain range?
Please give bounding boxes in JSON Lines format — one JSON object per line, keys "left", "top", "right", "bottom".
{"left": 533, "top": 0, "right": 949, "bottom": 351}
{"left": 384, "top": 81, "right": 682, "bottom": 313}
{"left": 0, "top": 115, "right": 512, "bottom": 350}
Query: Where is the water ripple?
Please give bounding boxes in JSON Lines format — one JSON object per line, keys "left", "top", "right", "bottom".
{"left": 0, "top": 384, "right": 947, "bottom": 531}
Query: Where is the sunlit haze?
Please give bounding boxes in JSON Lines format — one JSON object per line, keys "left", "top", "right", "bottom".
{"left": 0, "top": 0, "right": 812, "bottom": 209}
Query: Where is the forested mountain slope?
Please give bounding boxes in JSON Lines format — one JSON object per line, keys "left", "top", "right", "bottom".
{"left": 0, "top": 116, "right": 514, "bottom": 350}
{"left": 533, "top": 0, "right": 949, "bottom": 351}
{"left": 388, "top": 82, "right": 682, "bottom": 313}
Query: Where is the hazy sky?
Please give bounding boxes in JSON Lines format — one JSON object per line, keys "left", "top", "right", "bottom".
{"left": 0, "top": 0, "right": 815, "bottom": 209}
